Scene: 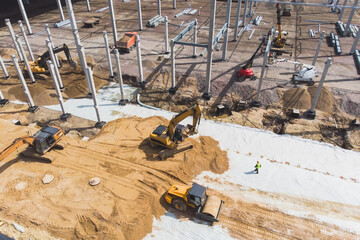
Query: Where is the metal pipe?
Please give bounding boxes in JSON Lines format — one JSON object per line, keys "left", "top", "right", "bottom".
{"left": 222, "top": 0, "right": 232, "bottom": 61}
{"left": 242, "top": 0, "right": 248, "bottom": 27}
{"left": 114, "top": 49, "right": 126, "bottom": 104}
{"left": 312, "top": 31, "right": 325, "bottom": 66}
{"left": 309, "top": 58, "right": 332, "bottom": 112}
{"left": 47, "top": 60, "right": 66, "bottom": 115}
{"left": 165, "top": 16, "right": 169, "bottom": 53}
{"left": 173, "top": 0, "right": 176, "bottom": 9}
{"left": 103, "top": 31, "right": 114, "bottom": 78}
{"left": 344, "top": 0, "right": 359, "bottom": 36}
{"left": 0, "top": 56, "right": 9, "bottom": 79}
{"left": 65, "top": 0, "right": 88, "bottom": 73}
{"left": 254, "top": 50, "right": 268, "bottom": 104}
{"left": 46, "top": 40, "right": 64, "bottom": 89}
{"left": 234, "top": 0, "right": 242, "bottom": 41}
{"left": 158, "top": 0, "right": 161, "bottom": 16}
{"left": 193, "top": 19, "right": 198, "bottom": 57}
{"left": 18, "top": 20, "right": 34, "bottom": 62}
{"left": 11, "top": 54, "right": 36, "bottom": 108}
{"left": 16, "top": 0, "right": 32, "bottom": 35}
{"left": 108, "top": 0, "right": 118, "bottom": 45}
{"left": 170, "top": 40, "right": 176, "bottom": 92}
{"left": 56, "top": 0, "right": 66, "bottom": 21}
{"left": 86, "top": 0, "right": 91, "bottom": 12}
{"left": 5, "top": 19, "right": 23, "bottom": 62}
{"left": 350, "top": 29, "right": 360, "bottom": 54}
{"left": 338, "top": 0, "right": 347, "bottom": 21}
{"left": 0, "top": 89, "right": 5, "bottom": 100}
{"left": 136, "top": 0, "right": 143, "bottom": 31}
{"left": 135, "top": 35, "right": 144, "bottom": 84}
{"left": 16, "top": 35, "right": 35, "bottom": 84}
{"left": 86, "top": 67, "right": 104, "bottom": 125}
{"left": 45, "top": 23, "right": 60, "bottom": 68}
{"left": 202, "top": 0, "right": 216, "bottom": 100}
{"left": 248, "top": 0, "right": 253, "bottom": 17}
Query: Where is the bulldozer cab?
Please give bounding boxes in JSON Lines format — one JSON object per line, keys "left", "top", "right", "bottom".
{"left": 33, "top": 126, "right": 61, "bottom": 154}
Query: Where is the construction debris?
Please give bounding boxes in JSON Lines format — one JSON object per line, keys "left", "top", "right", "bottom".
{"left": 89, "top": 177, "right": 101, "bottom": 186}
{"left": 42, "top": 174, "right": 55, "bottom": 184}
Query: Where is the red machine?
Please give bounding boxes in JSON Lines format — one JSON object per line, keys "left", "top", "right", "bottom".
{"left": 237, "top": 37, "right": 266, "bottom": 82}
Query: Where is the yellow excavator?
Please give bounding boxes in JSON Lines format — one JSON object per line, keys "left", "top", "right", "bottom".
{"left": 273, "top": 4, "right": 287, "bottom": 48}
{"left": 0, "top": 126, "right": 65, "bottom": 163}
{"left": 29, "top": 43, "right": 77, "bottom": 74}
{"left": 149, "top": 103, "right": 201, "bottom": 160}
{"left": 165, "top": 183, "right": 224, "bottom": 223}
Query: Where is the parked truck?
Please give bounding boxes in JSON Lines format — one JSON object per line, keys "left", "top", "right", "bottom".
{"left": 116, "top": 32, "right": 139, "bottom": 53}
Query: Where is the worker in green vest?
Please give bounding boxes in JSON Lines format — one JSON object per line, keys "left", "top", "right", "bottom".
{"left": 254, "top": 161, "right": 261, "bottom": 174}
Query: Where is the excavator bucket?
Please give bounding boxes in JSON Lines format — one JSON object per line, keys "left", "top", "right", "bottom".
{"left": 158, "top": 142, "right": 193, "bottom": 160}
{"left": 197, "top": 195, "right": 224, "bottom": 223}
{"left": 20, "top": 148, "right": 57, "bottom": 163}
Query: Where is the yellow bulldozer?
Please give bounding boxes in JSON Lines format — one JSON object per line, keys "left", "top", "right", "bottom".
{"left": 149, "top": 103, "right": 201, "bottom": 160}
{"left": 165, "top": 183, "right": 224, "bottom": 223}
{"left": 0, "top": 126, "right": 65, "bottom": 163}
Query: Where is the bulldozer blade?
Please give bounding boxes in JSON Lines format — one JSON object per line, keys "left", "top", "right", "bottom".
{"left": 197, "top": 195, "right": 224, "bottom": 223}
{"left": 20, "top": 148, "right": 57, "bottom": 163}
{"left": 158, "top": 142, "right": 193, "bottom": 160}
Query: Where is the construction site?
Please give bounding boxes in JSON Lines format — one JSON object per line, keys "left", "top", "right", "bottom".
{"left": 0, "top": 0, "right": 360, "bottom": 239}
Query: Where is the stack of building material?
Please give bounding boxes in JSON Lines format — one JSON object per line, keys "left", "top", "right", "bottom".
{"left": 146, "top": 15, "right": 164, "bottom": 28}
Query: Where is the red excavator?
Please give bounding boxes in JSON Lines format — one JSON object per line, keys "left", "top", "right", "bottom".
{"left": 237, "top": 37, "right": 266, "bottom": 82}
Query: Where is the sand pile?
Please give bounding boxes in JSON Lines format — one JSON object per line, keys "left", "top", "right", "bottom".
{"left": 0, "top": 48, "right": 18, "bottom": 60}
{"left": 282, "top": 88, "right": 311, "bottom": 109}
{"left": 0, "top": 116, "right": 228, "bottom": 240}
{"left": 308, "top": 85, "right": 335, "bottom": 113}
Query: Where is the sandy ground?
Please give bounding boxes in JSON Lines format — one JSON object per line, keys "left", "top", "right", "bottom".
{"left": 0, "top": 104, "right": 358, "bottom": 240}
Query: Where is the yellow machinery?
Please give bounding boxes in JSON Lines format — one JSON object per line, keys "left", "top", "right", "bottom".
{"left": 165, "top": 183, "right": 224, "bottom": 223}
{"left": 149, "top": 103, "right": 201, "bottom": 160}
{"left": 273, "top": 4, "right": 287, "bottom": 48}
{"left": 29, "top": 43, "right": 76, "bottom": 74}
{"left": 0, "top": 126, "right": 64, "bottom": 163}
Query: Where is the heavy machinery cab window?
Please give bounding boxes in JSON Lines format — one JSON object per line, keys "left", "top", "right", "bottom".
{"left": 47, "top": 135, "right": 55, "bottom": 146}
{"left": 35, "top": 139, "right": 48, "bottom": 154}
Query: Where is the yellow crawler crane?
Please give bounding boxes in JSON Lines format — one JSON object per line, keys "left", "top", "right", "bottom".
{"left": 0, "top": 126, "right": 65, "bottom": 163}
{"left": 274, "top": 4, "right": 287, "bottom": 48}
{"left": 149, "top": 103, "right": 201, "bottom": 160}
{"left": 165, "top": 183, "right": 224, "bottom": 223}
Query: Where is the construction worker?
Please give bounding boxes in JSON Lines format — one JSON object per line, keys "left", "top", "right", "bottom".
{"left": 254, "top": 161, "right": 261, "bottom": 174}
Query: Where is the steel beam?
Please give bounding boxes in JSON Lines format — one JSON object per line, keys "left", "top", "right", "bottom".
{"left": 242, "top": 0, "right": 248, "bottom": 27}
{"left": 158, "top": 0, "right": 161, "bottom": 16}
{"left": 5, "top": 19, "right": 23, "bottom": 62}
{"left": 86, "top": 0, "right": 91, "bottom": 12}
{"left": 45, "top": 24, "right": 60, "bottom": 68}
{"left": 193, "top": 19, "right": 198, "bottom": 57}
{"left": 202, "top": 0, "right": 216, "bottom": 100}
{"left": 338, "top": 0, "right": 347, "bottom": 21}
{"left": 108, "top": 0, "right": 118, "bottom": 45}
{"left": 173, "top": 20, "right": 197, "bottom": 42}
{"left": 222, "top": 0, "right": 232, "bottom": 61}
{"left": 18, "top": 20, "right": 34, "bottom": 62}
{"left": 137, "top": 0, "right": 143, "bottom": 31}
{"left": 234, "top": 0, "right": 242, "bottom": 41}
{"left": 174, "top": 41, "right": 207, "bottom": 48}
{"left": 17, "top": 0, "right": 32, "bottom": 35}
{"left": 200, "top": 23, "right": 227, "bottom": 56}
{"left": 56, "top": 0, "right": 66, "bottom": 21}
{"left": 170, "top": 40, "right": 177, "bottom": 93}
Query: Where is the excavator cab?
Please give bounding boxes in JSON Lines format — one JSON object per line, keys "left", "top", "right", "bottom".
{"left": 33, "top": 126, "right": 62, "bottom": 154}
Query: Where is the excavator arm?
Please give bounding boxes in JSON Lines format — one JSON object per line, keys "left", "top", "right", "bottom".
{"left": 0, "top": 136, "right": 34, "bottom": 162}
{"left": 167, "top": 104, "right": 202, "bottom": 140}
{"left": 36, "top": 44, "right": 75, "bottom": 70}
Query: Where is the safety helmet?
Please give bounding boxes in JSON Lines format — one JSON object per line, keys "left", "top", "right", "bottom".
{"left": 257, "top": 161, "right": 259, "bottom": 163}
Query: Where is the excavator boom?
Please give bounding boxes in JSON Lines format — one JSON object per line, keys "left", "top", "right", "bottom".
{"left": 0, "top": 137, "right": 33, "bottom": 162}
{"left": 168, "top": 104, "right": 201, "bottom": 139}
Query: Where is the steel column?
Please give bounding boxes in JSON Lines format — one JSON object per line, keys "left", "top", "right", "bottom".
{"left": 136, "top": 0, "right": 143, "bottom": 31}
{"left": 165, "top": 16, "right": 169, "bottom": 53}
{"left": 344, "top": 0, "right": 359, "bottom": 36}
{"left": 18, "top": 20, "right": 34, "bottom": 62}
{"left": 108, "top": 0, "right": 118, "bottom": 45}
{"left": 233, "top": 0, "right": 242, "bottom": 41}
{"left": 11, "top": 55, "right": 38, "bottom": 111}
{"left": 193, "top": 19, "right": 198, "bottom": 57}
{"left": 338, "top": 0, "right": 347, "bottom": 21}
{"left": 307, "top": 58, "right": 332, "bottom": 118}
{"left": 136, "top": 35, "right": 144, "bottom": 84}
{"left": 222, "top": 0, "right": 232, "bottom": 61}
{"left": 242, "top": 0, "right": 248, "bottom": 27}
{"left": 16, "top": 35, "right": 35, "bottom": 84}
{"left": 65, "top": 0, "right": 88, "bottom": 73}
{"left": 56, "top": 0, "right": 66, "bottom": 21}
{"left": 86, "top": 0, "right": 91, "bottom": 12}
{"left": 173, "top": 0, "right": 176, "bottom": 9}
{"left": 170, "top": 40, "right": 176, "bottom": 93}
{"left": 254, "top": 50, "right": 268, "bottom": 105}
{"left": 46, "top": 40, "right": 64, "bottom": 89}
{"left": 312, "top": 31, "right": 326, "bottom": 66}
{"left": 350, "top": 28, "right": 360, "bottom": 54}
{"left": 0, "top": 56, "right": 9, "bottom": 79}
{"left": 248, "top": 0, "right": 253, "bottom": 17}
{"left": 103, "top": 31, "right": 114, "bottom": 78}
{"left": 5, "top": 19, "right": 23, "bottom": 62}
{"left": 114, "top": 49, "right": 126, "bottom": 105}
{"left": 86, "top": 67, "right": 106, "bottom": 128}
{"left": 202, "top": 0, "right": 216, "bottom": 100}
{"left": 158, "top": 0, "right": 161, "bottom": 16}
{"left": 78, "top": 44, "right": 91, "bottom": 95}
{"left": 16, "top": 0, "right": 32, "bottom": 35}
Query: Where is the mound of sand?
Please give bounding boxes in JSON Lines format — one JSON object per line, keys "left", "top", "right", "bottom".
{"left": 0, "top": 116, "right": 228, "bottom": 240}
{"left": 308, "top": 85, "right": 335, "bottom": 113}
{"left": 0, "top": 48, "right": 18, "bottom": 60}
{"left": 282, "top": 87, "right": 311, "bottom": 109}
